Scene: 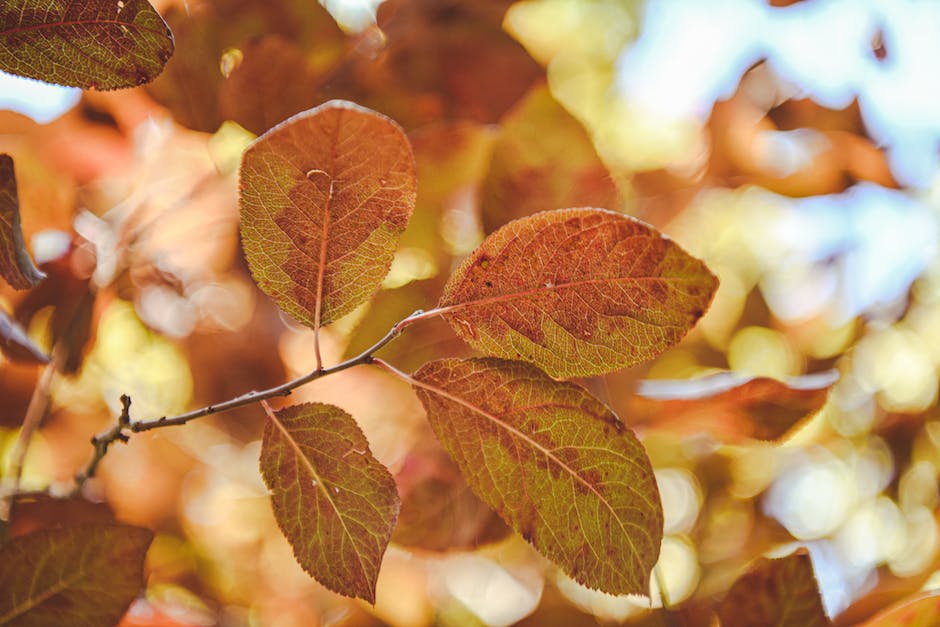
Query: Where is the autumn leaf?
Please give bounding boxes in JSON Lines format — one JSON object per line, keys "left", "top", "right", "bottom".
{"left": 859, "top": 590, "right": 940, "bottom": 626}
{"left": 481, "top": 84, "right": 622, "bottom": 233}
{"left": 240, "top": 100, "right": 417, "bottom": 332}
{"left": 627, "top": 370, "right": 837, "bottom": 442}
{"left": 323, "top": 0, "right": 544, "bottom": 130}
{"left": 717, "top": 549, "right": 831, "bottom": 627}
{"left": 0, "top": 0, "right": 173, "bottom": 90}
{"left": 6, "top": 494, "right": 115, "bottom": 540}
{"left": 0, "top": 523, "right": 153, "bottom": 626}
{"left": 439, "top": 208, "right": 718, "bottom": 379}
{"left": 259, "top": 402, "right": 400, "bottom": 603}
{"left": 393, "top": 426, "right": 510, "bottom": 551}
{"left": 149, "top": 0, "right": 346, "bottom": 133}
{"left": 0, "top": 155, "right": 44, "bottom": 290}
{"left": 411, "top": 357, "right": 663, "bottom": 595}
{"left": 0, "top": 307, "right": 48, "bottom": 365}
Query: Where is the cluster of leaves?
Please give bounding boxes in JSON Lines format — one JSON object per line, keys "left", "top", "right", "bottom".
{"left": 3, "top": 1, "right": 938, "bottom": 626}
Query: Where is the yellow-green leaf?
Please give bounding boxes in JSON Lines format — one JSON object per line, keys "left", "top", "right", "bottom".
{"left": 240, "top": 100, "right": 417, "bottom": 330}
{"left": 439, "top": 208, "right": 718, "bottom": 378}
{"left": 259, "top": 402, "right": 400, "bottom": 603}
{"left": 0, "top": 523, "right": 153, "bottom": 626}
{"left": 412, "top": 357, "right": 663, "bottom": 595}
{"left": 717, "top": 549, "right": 831, "bottom": 627}
{"left": 0, "top": 0, "right": 173, "bottom": 90}
{"left": 0, "top": 155, "right": 44, "bottom": 290}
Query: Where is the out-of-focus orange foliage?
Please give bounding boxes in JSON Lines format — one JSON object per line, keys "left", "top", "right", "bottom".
{"left": 4, "top": 0, "right": 940, "bottom": 625}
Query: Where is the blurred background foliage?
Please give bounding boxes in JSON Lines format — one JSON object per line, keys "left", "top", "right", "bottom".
{"left": 3, "top": 0, "right": 940, "bottom": 624}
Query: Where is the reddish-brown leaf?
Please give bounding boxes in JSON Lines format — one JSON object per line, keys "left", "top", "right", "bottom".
{"left": 859, "top": 590, "right": 940, "bottom": 626}
{"left": 717, "top": 549, "right": 831, "bottom": 627}
{"left": 0, "top": 0, "right": 173, "bottom": 90}
{"left": 0, "top": 523, "right": 153, "bottom": 626}
{"left": 0, "top": 155, "right": 44, "bottom": 290}
{"left": 239, "top": 100, "right": 417, "bottom": 330}
{"left": 323, "top": 0, "right": 544, "bottom": 130}
{"left": 393, "top": 426, "right": 510, "bottom": 551}
{"left": 439, "top": 208, "right": 717, "bottom": 379}
{"left": 626, "top": 370, "right": 837, "bottom": 442}
{"left": 147, "top": 0, "right": 346, "bottom": 132}
{"left": 7, "top": 495, "right": 116, "bottom": 540}
{"left": 411, "top": 357, "right": 663, "bottom": 595}
{"left": 0, "top": 307, "right": 48, "bottom": 365}
{"left": 481, "top": 84, "right": 621, "bottom": 233}
{"left": 259, "top": 402, "right": 400, "bottom": 603}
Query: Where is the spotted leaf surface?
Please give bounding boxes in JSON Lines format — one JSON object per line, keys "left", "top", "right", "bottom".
{"left": 412, "top": 357, "right": 663, "bottom": 595}
{"left": 0, "top": 155, "right": 44, "bottom": 290}
{"left": 240, "top": 100, "right": 417, "bottom": 329}
{"left": 439, "top": 208, "right": 717, "bottom": 378}
{"left": 0, "top": 0, "right": 173, "bottom": 90}
{"left": 260, "top": 402, "right": 400, "bottom": 603}
{"left": 0, "top": 523, "right": 152, "bottom": 626}
{"left": 717, "top": 549, "right": 831, "bottom": 627}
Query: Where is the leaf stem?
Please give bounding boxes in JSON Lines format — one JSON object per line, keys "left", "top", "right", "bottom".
{"left": 71, "top": 309, "right": 427, "bottom": 492}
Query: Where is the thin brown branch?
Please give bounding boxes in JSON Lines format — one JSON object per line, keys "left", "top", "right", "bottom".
{"left": 1, "top": 347, "right": 62, "bottom": 521}
{"left": 70, "top": 309, "right": 426, "bottom": 492}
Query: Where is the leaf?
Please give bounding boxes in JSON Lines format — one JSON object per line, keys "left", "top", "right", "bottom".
{"left": 7, "top": 495, "right": 115, "bottom": 540}
{"left": 439, "top": 208, "right": 718, "bottom": 379}
{"left": 411, "top": 357, "right": 663, "bottom": 595}
{"left": 148, "top": 0, "right": 346, "bottom": 133}
{"left": 324, "top": 0, "right": 544, "bottom": 130}
{"left": 859, "top": 590, "right": 940, "bottom": 626}
{"left": 0, "top": 0, "right": 173, "bottom": 90}
{"left": 716, "top": 549, "right": 831, "bottom": 627}
{"left": 0, "top": 155, "right": 44, "bottom": 290}
{"left": 0, "top": 523, "right": 153, "bottom": 626}
{"left": 481, "top": 84, "right": 622, "bottom": 233}
{"left": 0, "top": 307, "right": 48, "bottom": 365}
{"left": 259, "top": 402, "right": 400, "bottom": 602}
{"left": 626, "top": 370, "right": 837, "bottom": 442}
{"left": 393, "top": 426, "right": 510, "bottom": 551}
{"left": 240, "top": 100, "right": 417, "bottom": 330}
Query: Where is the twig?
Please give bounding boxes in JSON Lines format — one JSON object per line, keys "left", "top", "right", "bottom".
{"left": 1, "top": 347, "right": 62, "bottom": 521}
{"left": 71, "top": 309, "right": 426, "bottom": 492}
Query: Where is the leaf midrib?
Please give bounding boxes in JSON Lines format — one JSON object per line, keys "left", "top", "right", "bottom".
{"left": 0, "top": 565, "right": 83, "bottom": 624}
{"left": 0, "top": 19, "right": 166, "bottom": 39}
{"left": 440, "top": 274, "right": 708, "bottom": 319}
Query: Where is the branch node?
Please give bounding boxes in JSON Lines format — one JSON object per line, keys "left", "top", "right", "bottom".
{"left": 118, "top": 394, "right": 132, "bottom": 426}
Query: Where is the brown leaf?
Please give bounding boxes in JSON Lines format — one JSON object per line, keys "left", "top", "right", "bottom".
{"left": 393, "top": 427, "right": 510, "bottom": 551}
{"left": 0, "top": 155, "right": 44, "bottom": 290}
{"left": 240, "top": 100, "right": 417, "bottom": 331}
{"left": 439, "top": 208, "right": 718, "bottom": 379}
{"left": 0, "top": 0, "right": 173, "bottom": 90}
{"left": 717, "top": 549, "right": 831, "bottom": 627}
{"left": 259, "top": 402, "right": 400, "bottom": 603}
{"left": 147, "top": 0, "right": 346, "bottom": 132}
{"left": 481, "top": 84, "right": 621, "bottom": 233}
{"left": 626, "top": 370, "right": 837, "bottom": 442}
{"left": 0, "top": 523, "right": 153, "bottom": 626}
{"left": 0, "top": 307, "right": 48, "bottom": 365}
{"left": 325, "top": 0, "right": 544, "bottom": 129}
{"left": 412, "top": 357, "right": 663, "bottom": 595}
{"left": 7, "top": 494, "right": 115, "bottom": 539}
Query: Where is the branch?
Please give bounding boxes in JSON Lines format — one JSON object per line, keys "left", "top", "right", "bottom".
{"left": 71, "top": 309, "right": 425, "bottom": 492}
{"left": 1, "top": 348, "right": 61, "bottom": 521}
